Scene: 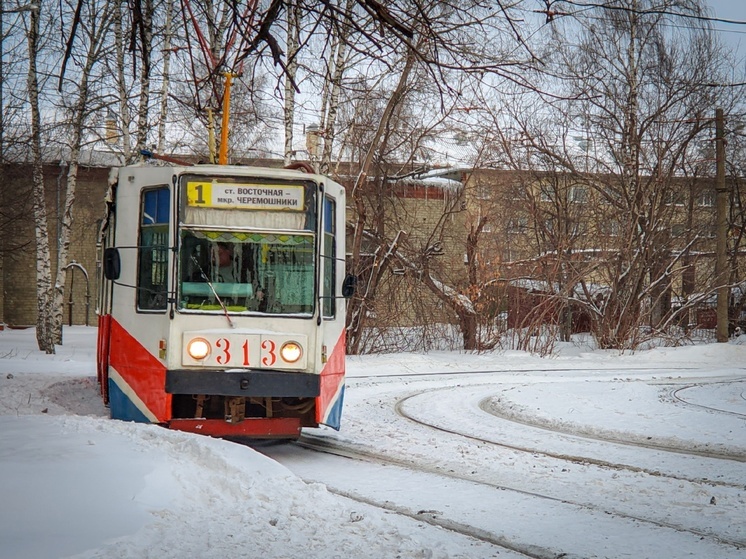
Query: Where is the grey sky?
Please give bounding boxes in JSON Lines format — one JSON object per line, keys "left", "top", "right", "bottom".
{"left": 706, "top": 0, "right": 746, "bottom": 59}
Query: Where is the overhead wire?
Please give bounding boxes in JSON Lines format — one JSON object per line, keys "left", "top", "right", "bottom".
{"left": 552, "top": 0, "right": 746, "bottom": 27}
{"left": 534, "top": 1, "right": 746, "bottom": 88}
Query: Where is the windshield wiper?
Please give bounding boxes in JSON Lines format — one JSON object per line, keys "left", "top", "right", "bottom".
{"left": 190, "top": 255, "right": 235, "bottom": 328}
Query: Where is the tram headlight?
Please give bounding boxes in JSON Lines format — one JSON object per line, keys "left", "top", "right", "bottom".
{"left": 280, "top": 341, "right": 302, "bottom": 363}
{"left": 187, "top": 338, "right": 211, "bottom": 360}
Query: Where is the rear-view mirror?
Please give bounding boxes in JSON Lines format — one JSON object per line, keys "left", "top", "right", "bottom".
{"left": 342, "top": 274, "right": 356, "bottom": 298}
{"left": 103, "top": 247, "right": 121, "bottom": 280}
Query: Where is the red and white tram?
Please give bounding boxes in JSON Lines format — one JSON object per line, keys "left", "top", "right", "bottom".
{"left": 96, "top": 163, "right": 352, "bottom": 439}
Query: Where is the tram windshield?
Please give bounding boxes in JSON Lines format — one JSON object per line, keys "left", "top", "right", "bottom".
{"left": 179, "top": 230, "right": 315, "bottom": 314}
{"left": 176, "top": 174, "right": 318, "bottom": 315}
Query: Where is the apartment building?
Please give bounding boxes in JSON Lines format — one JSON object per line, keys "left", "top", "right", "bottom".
{"left": 2, "top": 160, "right": 740, "bottom": 334}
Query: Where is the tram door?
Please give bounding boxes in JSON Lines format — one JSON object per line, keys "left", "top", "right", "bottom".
{"left": 99, "top": 166, "right": 176, "bottom": 423}
{"left": 315, "top": 184, "right": 347, "bottom": 428}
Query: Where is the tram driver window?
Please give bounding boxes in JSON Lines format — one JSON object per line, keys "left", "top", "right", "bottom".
{"left": 137, "top": 187, "right": 170, "bottom": 311}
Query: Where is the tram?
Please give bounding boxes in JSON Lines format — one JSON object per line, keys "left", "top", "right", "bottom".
{"left": 96, "top": 162, "right": 352, "bottom": 439}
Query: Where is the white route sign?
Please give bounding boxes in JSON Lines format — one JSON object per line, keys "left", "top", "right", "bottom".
{"left": 186, "top": 181, "right": 305, "bottom": 211}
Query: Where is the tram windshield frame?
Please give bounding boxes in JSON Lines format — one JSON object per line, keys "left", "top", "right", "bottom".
{"left": 176, "top": 174, "right": 318, "bottom": 316}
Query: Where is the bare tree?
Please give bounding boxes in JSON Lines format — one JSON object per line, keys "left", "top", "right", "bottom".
{"left": 133, "top": 0, "right": 154, "bottom": 155}
{"left": 24, "top": 2, "right": 56, "bottom": 352}
{"left": 48, "top": 0, "right": 119, "bottom": 347}
{"left": 157, "top": 0, "right": 176, "bottom": 152}
{"left": 499, "top": 0, "right": 740, "bottom": 349}
{"left": 111, "top": 2, "right": 136, "bottom": 160}
{"left": 39, "top": 0, "right": 536, "bottom": 353}
{"left": 297, "top": 1, "right": 535, "bottom": 353}
{"left": 283, "top": 0, "right": 301, "bottom": 165}
{"left": 343, "top": 46, "right": 419, "bottom": 354}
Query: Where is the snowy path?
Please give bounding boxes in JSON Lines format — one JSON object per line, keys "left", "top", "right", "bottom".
{"left": 262, "top": 366, "right": 746, "bottom": 558}
{"left": 262, "top": 440, "right": 745, "bottom": 559}
{"left": 1, "top": 327, "right": 744, "bottom": 558}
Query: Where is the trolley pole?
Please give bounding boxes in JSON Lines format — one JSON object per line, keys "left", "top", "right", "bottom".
{"left": 715, "top": 108, "right": 729, "bottom": 343}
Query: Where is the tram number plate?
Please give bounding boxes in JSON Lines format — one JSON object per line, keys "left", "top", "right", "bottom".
{"left": 182, "top": 333, "right": 307, "bottom": 370}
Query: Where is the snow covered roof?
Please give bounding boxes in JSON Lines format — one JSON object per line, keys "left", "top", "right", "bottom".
{"left": 506, "top": 278, "right": 610, "bottom": 299}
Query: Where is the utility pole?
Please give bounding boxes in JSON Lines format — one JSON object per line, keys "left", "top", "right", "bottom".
{"left": 715, "top": 108, "right": 729, "bottom": 343}
{"left": 1, "top": 0, "right": 5, "bottom": 164}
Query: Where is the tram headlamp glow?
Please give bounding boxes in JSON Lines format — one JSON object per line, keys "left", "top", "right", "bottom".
{"left": 187, "top": 338, "right": 211, "bottom": 360}
{"left": 280, "top": 341, "right": 302, "bottom": 363}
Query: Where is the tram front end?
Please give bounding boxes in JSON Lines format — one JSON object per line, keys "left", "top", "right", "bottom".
{"left": 97, "top": 163, "right": 350, "bottom": 439}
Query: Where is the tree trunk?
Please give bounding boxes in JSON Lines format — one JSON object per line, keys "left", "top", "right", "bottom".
{"left": 346, "top": 48, "right": 416, "bottom": 353}
{"left": 51, "top": 162, "right": 77, "bottom": 345}
{"left": 135, "top": 0, "right": 153, "bottom": 155}
{"left": 320, "top": 0, "right": 353, "bottom": 174}
{"left": 26, "top": 2, "right": 54, "bottom": 353}
{"left": 51, "top": 0, "right": 116, "bottom": 344}
{"left": 114, "top": 4, "right": 132, "bottom": 160}
{"left": 283, "top": 0, "right": 300, "bottom": 166}
{"left": 157, "top": 0, "right": 174, "bottom": 153}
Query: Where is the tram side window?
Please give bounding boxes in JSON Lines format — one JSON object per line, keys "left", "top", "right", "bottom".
{"left": 137, "top": 187, "right": 170, "bottom": 311}
{"left": 322, "top": 196, "right": 336, "bottom": 318}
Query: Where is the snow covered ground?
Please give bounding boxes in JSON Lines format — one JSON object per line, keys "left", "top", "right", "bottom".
{"left": 0, "top": 326, "right": 744, "bottom": 558}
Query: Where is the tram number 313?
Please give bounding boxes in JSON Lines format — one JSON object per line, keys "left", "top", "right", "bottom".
{"left": 215, "top": 338, "right": 278, "bottom": 366}
{"left": 183, "top": 334, "right": 306, "bottom": 370}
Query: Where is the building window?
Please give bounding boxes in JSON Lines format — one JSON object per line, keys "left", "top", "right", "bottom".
{"left": 511, "top": 181, "right": 528, "bottom": 200}
{"left": 569, "top": 185, "right": 589, "bottom": 203}
{"left": 697, "top": 189, "right": 715, "bottom": 207}
{"left": 539, "top": 186, "right": 553, "bottom": 202}
{"left": 600, "top": 187, "right": 622, "bottom": 206}
{"left": 475, "top": 183, "right": 491, "bottom": 200}
{"left": 570, "top": 221, "right": 587, "bottom": 235}
{"left": 664, "top": 190, "right": 685, "bottom": 206}
{"left": 507, "top": 216, "right": 528, "bottom": 234}
{"left": 600, "top": 220, "right": 620, "bottom": 236}
{"left": 698, "top": 223, "right": 716, "bottom": 238}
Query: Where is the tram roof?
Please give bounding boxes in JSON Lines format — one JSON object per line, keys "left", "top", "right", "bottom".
{"left": 118, "top": 162, "right": 340, "bottom": 184}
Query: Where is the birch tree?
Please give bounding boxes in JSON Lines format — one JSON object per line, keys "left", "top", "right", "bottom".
{"left": 112, "top": 3, "right": 133, "bottom": 160}
{"left": 49, "top": 0, "right": 118, "bottom": 346}
{"left": 25, "top": 1, "right": 55, "bottom": 352}
{"left": 157, "top": 0, "right": 175, "bottom": 152}
{"left": 134, "top": 0, "right": 154, "bottom": 155}
{"left": 283, "top": 0, "right": 301, "bottom": 166}
{"left": 318, "top": 0, "right": 354, "bottom": 174}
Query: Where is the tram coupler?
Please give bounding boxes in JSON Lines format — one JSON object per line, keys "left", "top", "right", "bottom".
{"left": 225, "top": 397, "right": 246, "bottom": 423}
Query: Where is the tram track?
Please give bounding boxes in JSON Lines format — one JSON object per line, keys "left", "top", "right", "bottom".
{"left": 267, "top": 371, "right": 746, "bottom": 556}
{"left": 394, "top": 389, "right": 746, "bottom": 506}
{"left": 477, "top": 393, "right": 746, "bottom": 466}
{"left": 350, "top": 365, "right": 707, "bottom": 382}
{"left": 671, "top": 380, "right": 746, "bottom": 420}
{"left": 295, "top": 434, "right": 549, "bottom": 559}
{"left": 393, "top": 379, "right": 746, "bottom": 475}
{"left": 295, "top": 432, "right": 746, "bottom": 554}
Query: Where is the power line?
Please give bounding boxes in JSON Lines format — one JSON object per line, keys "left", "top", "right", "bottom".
{"left": 552, "top": 7, "right": 746, "bottom": 37}
{"left": 554, "top": 0, "right": 746, "bottom": 26}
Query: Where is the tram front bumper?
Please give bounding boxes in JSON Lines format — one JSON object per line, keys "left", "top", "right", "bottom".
{"left": 165, "top": 369, "right": 320, "bottom": 398}
{"left": 168, "top": 417, "right": 303, "bottom": 439}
